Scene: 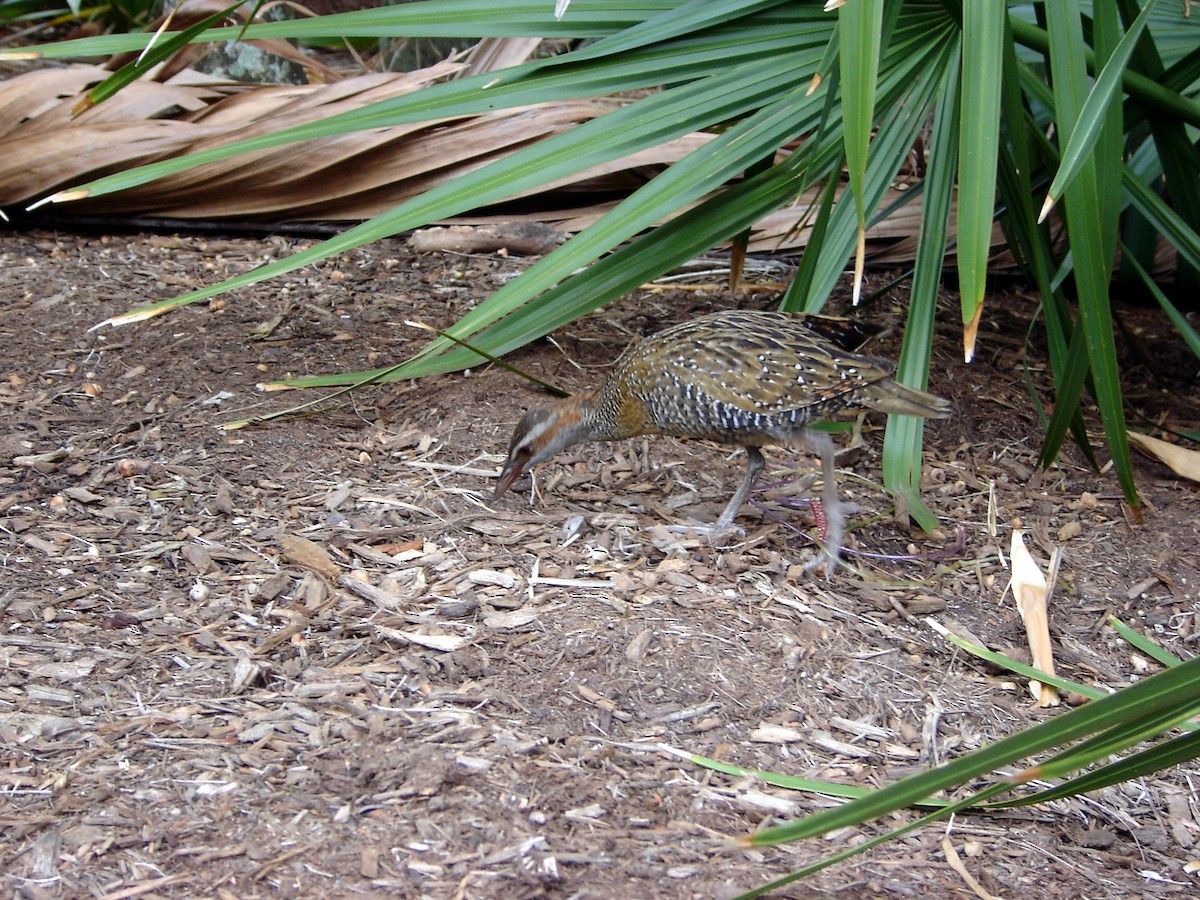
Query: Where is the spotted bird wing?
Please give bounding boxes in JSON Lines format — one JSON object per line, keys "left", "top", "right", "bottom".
{"left": 652, "top": 319, "right": 896, "bottom": 420}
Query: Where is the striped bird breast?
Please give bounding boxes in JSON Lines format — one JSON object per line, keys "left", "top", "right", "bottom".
{"left": 631, "top": 376, "right": 845, "bottom": 444}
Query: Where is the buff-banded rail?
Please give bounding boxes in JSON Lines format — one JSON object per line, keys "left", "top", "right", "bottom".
{"left": 494, "top": 310, "right": 950, "bottom": 573}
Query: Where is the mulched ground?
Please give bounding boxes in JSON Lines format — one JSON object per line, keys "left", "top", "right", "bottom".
{"left": 2, "top": 228, "right": 1198, "bottom": 898}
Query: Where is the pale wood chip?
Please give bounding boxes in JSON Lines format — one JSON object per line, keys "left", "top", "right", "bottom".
{"left": 624, "top": 628, "right": 654, "bottom": 661}
{"left": 97, "top": 872, "right": 192, "bottom": 898}
{"left": 13, "top": 448, "right": 68, "bottom": 471}
{"left": 808, "top": 729, "right": 874, "bottom": 758}
{"left": 528, "top": 576, "right": 615, "bottom": 589}
{"left": 738, "top": 789, "right": 799, "bottom": 816}
{"left": 564, "top": 803, "right": 606, "bottom": 820}
{"left": 483, "top": 608, "right": 542, "bottom": 630}
{"left": 229, "top": 657, "right": 263, "bottom": 694}
{"left": 182, "top": 542, "right": 217, "bottom": 574}
{"left": 361, "top": 846, "right": 380, "bottom": 879}
{"left": 375, "top": 625, "right": 467, "bottom": 652}
{"left": 1009, "top": 528, "right": 1060, "bottom": 707}
{"left": 339, "top": 570, "right": 426, "bottom": 610}
{"left": 279, "top": 534, "right": 340, "bottom": 580}
{"left": 28, "top": 659, "right": 95, "bottom": 681}
{"left": 749, "top": 725, "right": 804, "bottom": 744}
{"left": 941, "top": 835, "right": 1003, "bottom": 900}
{"left": 468, "top": 568, "right": 517, "bottom": 588}
{"left": 64, "top": 485, "right": 104, "bottom": 503}
{"left": 829, "top": 716, "right": 891, "bottom": 739}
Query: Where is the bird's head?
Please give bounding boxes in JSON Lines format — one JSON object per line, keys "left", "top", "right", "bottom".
{"left": 495, "top": 398, "right": 591, "bottom": 499}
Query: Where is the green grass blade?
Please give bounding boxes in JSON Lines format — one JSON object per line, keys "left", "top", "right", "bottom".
{"left": 1037, "top": 319, "right": 1095, "bottom": 470}
{"left": 783, "top": 21, "right": 842, "bottom": 309}
{"left": 994, "top": 47, "right": 1101, "bottom": 472}
{"left": 280, "top": 159, "right": 822, "bottom": 384}
{"left": 1039, "top": 0, "right": 1159, "bottom": 218}
{"left": 743, "top": 656, "right": 1200, "bottom": 847}
{"left": 996, "top": 60, "right": 1103, "bottom": 471}
{"left": 387, "top": 139, "right": 841, "bottom": 377}
{"left": 79, "top": 0, "right": 254, "bottom": 110}
{"left": 1108, "top": 616, "right": 1185, "bottom": 668}
{"left": 0, "top": 0, "right": 665, "bottom": 58}
{"left": 881, "top": 45, "right": 960, "bottom": 533}
{"left": 736, "top": 782, "right": 1015, "bottom": 898}
{"left": 1045, "top": 1, "right": 1137, "bottom": 508}
{"left": 786, "top": 12, "right": 961, "bottom": 310}
{"left": 1018, "top": 700, "right": 1200, "bottom": 782}
{"left": 837, "top": 0, "right": 881, "bottom": 216}
{"left": 739, "top": 706, "right": 1200, "bottom": 900}
{"left": 491, "top": 0, "right": 788, "bottom": 72}
{"left": 1120, "top": 248, "right": 1200, "bottom": 359}
{"left": 1006, "top": 9, "right": 1200, "bottom": 128}
{"left": 785, "top": 162, "right": 842, "bottom": 313}
{"left": 837, "top": 0, "right": 882, "bottom": 302}
{"left": 997, "top": 730, "right": 1200, "bottom": 808}
{"left": 662, "top": 748, "right": 881, "bottom": 804}
{"left": 1122, "top": 168, "right": 1200, "bottom": 272}
{"left": 930, "top": 620, "right": 1108, "bottom": 701}
{"left": 956, "top": 0, "right": 1006, "bottom": 357}
{"left": 1115, "top": 0, "right": 1200, "bottom": 294}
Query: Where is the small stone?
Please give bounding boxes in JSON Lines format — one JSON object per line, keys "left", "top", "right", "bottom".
{"left": 1057, "top": 519, "right": 1082, "bottom": 540}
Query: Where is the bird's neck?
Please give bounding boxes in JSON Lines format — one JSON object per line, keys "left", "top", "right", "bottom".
{"left": 578, "top": 385, "right": 646, "bottom": 441}
{"left": 556, "top": 391, "right": 609, "bottom": 441}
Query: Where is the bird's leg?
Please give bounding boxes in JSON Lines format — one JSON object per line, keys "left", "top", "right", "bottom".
{"left": 663, "top": 445, "right": 764, "bottom": 536}
{"left": 713, "top": 445, "right": 764, "bottom": 531}
{"left": 803, "top": 431, "right": 843, "bottom": 575}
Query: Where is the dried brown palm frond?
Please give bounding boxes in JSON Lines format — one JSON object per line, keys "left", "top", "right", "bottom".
{"left": 0, "top": 59, "right": 718, "bottom": 222}
{"left": 0, "top": 33, "right": 997, "bottom": 266}
{"left": 461, "top": 36, "right": 546, "bottom": 78}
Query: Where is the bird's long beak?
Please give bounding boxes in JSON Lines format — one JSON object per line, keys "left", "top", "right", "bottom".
{"left": 494, "top": 457, "right": 526, "bottom": 499}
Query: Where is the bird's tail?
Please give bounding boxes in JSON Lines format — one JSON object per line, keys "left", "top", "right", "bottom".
{"left": 863, "top": 381, "right": 952, "bottom": 419}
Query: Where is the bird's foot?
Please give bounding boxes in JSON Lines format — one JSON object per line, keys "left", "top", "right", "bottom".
{"left": 803, "top": 546, "right": 841, "bottom": 578}
{"left": 801, "top": 497, "right": 842, "bottom": 576}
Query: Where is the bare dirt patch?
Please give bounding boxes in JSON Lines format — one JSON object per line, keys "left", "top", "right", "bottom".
{"left": 2, "top": 229, "right": 1198, "bottom": 898}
